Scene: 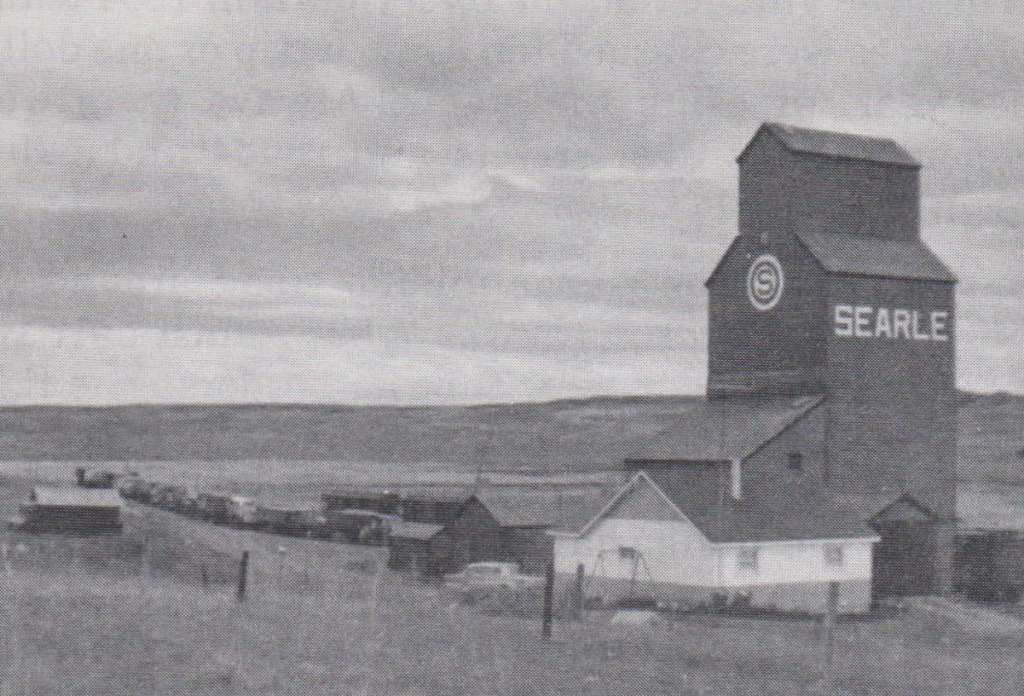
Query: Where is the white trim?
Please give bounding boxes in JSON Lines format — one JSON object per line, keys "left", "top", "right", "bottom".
{"left": 572, "top": 471, "right": 711, "bottom": 543}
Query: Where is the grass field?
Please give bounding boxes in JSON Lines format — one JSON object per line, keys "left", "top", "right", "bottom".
{"left": 0, "top": 474, "right": 1023, "bottom": 694}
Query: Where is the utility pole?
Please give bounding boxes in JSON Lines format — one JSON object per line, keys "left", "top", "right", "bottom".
{"left": 236, "top": 551, "right": 249, "bottom": 602}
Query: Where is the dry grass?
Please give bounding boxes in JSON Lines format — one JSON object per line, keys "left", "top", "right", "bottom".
{"left": 0, "top": 474, "right": 1023, "bottom": 694}
{"left": 1, "top": 508, "right": 1024, "bottom": 695}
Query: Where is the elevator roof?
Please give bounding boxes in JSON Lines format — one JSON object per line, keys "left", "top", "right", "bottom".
{"left": 739, "top": 122, "right": 920, "bottom": 167}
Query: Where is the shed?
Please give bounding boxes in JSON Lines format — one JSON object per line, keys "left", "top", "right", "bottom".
{"left": 326, "top": 508, "right": 399, "bottom": 544}
{"left": 16, "top": 487, "right": 124, "bottom": 534}
{"left": 387, "top": 521, "right": 448, "bottom": 576}
{"left": 475, "top": 488, "right": 611, "bottom": 574}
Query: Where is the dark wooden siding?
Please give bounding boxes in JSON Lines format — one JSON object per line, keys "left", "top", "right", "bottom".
{"left": 20, "top": 506, "right": 123, "bottom": 534}
{"left": 790, "top": 153, "right": 919, "bottom": 241}
{"left": 707, "top": 231, "right": 829, "bottom": 398}
{"left": 741, "top": 402, "right": 828, "bottom": 494}
{"left": 872, "top": 519, "right": 937, "bottom": 596}
{"left": 501, "top": 528, "right": 553, "bottom": 575}
{"left": 824, "top": 275, "right": 957, "bottom": 518}
{"left": 435, "top": 500, "right": 505, "bottom": 571}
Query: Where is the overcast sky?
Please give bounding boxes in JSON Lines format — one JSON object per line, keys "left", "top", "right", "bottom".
{"left": 0, "top": 0, "right": 1020, "bottom": 404}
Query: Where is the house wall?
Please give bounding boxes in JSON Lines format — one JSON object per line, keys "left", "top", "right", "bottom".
{"left": 554, "top": 518, "right": 875, "bottom": 613}
{"left": 719, "top": 540, "right": 873, "bottom": 586}
{"left": 554, "top": 518, "right": 719, "bottom": 587}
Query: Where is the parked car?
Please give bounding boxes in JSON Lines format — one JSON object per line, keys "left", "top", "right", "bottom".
{"left": 444, "top": 562, "right": 543, "bottom": 591}
{"left": 326, "top": 508, "right": 399, "bottom": 544}
{"left": 225, "top": 495, "right": 257, "bottom": 526}
{"left": 75, "top": 467, "right": 119, "bottom": 489}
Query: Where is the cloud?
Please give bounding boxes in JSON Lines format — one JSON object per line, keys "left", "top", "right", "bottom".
{"left": 0, "top": 0, "right": 1018, "bottom": 402}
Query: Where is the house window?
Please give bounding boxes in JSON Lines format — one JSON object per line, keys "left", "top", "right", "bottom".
{"left": 824, "top": 545, "right": 844, "bottom": 568}
{"left": 737, "top": 547, "right": 759, "bottom": 571}
{"left": 787, "top": 453, "right": 804, "bottom": 472}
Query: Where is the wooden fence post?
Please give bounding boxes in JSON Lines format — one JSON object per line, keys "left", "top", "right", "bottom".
{"left": 236, "top": 551, "right": 249, "bottom": 602}
{"left": 571, "top": 563, "right": 585, "bottom": 620}
{"left": 821, "top": 580, "right": 840, "bottom": 694}
{"left": 542, "top": 561, "right": 555, "bottom": 640}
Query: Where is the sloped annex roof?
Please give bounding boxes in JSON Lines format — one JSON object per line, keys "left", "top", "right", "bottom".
{"left": 705, "top": 231, "right": 956, "bottom": 287}
{"left": 475, "top": 487, "right": 613, "bottom": 530}
{"left": 739, "top": 122, "right": 920, "bottom": 167}
{"left": 795, "top": 231, "right": 957, "bottom": 283}
{"left": 565, "top": 472, "right": 876, "bottom": 544}
{"left": 30, "top": 487, "right": 123, "bottom": 509}
{"left": 834, "top": 492, "right": 940, "bottom": 525}
{"left": 627, "top": 396, "right": 824, "bottom": 463}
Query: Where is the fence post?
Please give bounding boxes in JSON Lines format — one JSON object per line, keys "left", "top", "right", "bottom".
{"left": 821, "top": 580, "right": 840, "bottom": 694}
{"left": 542, "top": 561, "right": 555, "bottom": 640}
{"left": 571, "top": 563, "right": 585, "bottom": 620}
{"left": 236, "top": 551, "right": 249, "bottom": 602}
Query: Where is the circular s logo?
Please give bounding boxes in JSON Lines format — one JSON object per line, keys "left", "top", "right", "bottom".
{"left": 747, "top": 254, "right": 784, "bottom": 311}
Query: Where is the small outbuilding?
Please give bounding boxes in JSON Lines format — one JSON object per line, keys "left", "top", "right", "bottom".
{"left": 475, "top": 488, "right": 609, "bottom": 574}
{"left": 387, "top": 520, "right": 449, "bottom": 576}
{"left": 15, "top": 487, "right": 124, "bottom": 534}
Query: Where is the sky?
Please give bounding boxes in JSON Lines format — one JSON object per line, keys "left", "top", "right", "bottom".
{"left": 0, "top": 0, "right": 1021, "bottom": 404}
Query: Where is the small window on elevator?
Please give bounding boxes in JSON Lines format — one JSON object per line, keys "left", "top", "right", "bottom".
{"left": 787, "top": 452, "right": 804, "bottom": 472}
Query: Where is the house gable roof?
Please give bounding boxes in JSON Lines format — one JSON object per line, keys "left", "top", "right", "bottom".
{"left": 871, "top": 493, "right": 940, "bottom": 522}
{"left": 574, "top": 472, "right": 695, "bottom": 538}
{"left": 565, "top": 472, "right": 877, "bottom": 544}
{"left": 686, "top": 485, "right": 879, "bottom": 544}
{"left": 834, "top": 492, "right": 940, "bottom": 525}
{"left": 626, "top": 395, "right": 824, "bottom": 463}
{"left": 738, "top": 122, "right": 920, "bottom": 168}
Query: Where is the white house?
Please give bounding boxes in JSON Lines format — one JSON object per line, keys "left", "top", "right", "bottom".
{"left": 551, "top": 472, "right": 880, "bottom": 613}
